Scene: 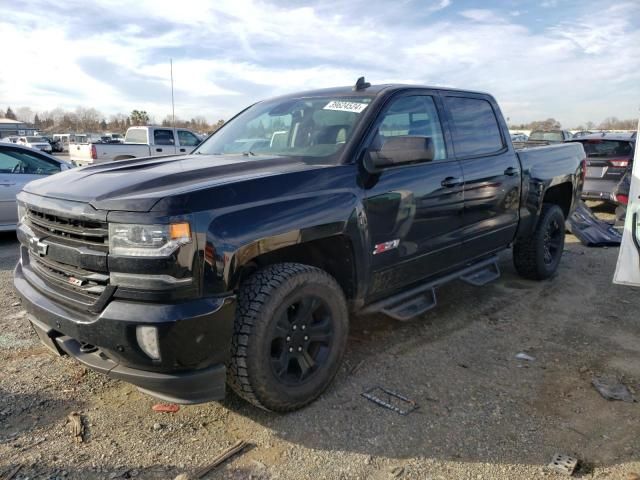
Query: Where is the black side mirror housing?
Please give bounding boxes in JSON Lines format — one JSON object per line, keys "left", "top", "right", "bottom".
{"left": 365, "top": 136, "right": 435, "bottom": 172}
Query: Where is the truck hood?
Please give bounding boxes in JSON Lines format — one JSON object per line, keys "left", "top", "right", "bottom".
{"left": 23, "top": 154, "right": 329, "bottom": 212}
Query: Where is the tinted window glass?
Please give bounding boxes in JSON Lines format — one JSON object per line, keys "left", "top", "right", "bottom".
{"left": 125, "top": 129, "right": 148, "bottom": 144}
{"left": 0, "top": 149, "right": 60, "bottom": 174}
{"left": 376, "top": 95, "right": 446, "bottom": 161}
{"left": 529, "top": 131, "right": 564, "bottom": 142}
{"left": 578, "top": 140, "right": 633, "bottom": 158}
{"left": 153, "top": 129, "right": 175, "bottom": 146}
{"left": 445, "top": 97, "right": 504, "bottom": 157}
{"left": 178, "top": 130, "right": 200, "bottom": 147}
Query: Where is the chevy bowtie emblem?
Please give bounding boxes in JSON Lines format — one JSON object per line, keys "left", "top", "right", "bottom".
{"left": 29, "top": 237, "right": 49, "bottom": 256}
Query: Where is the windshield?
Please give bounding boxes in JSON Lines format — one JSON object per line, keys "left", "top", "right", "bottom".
{"left": 529, "top": 131, "right": 563, "bottom": 142}
{"left": 579, "top": 139, "right": 633, "bottom": 158}
{"left": 27, "top": 136, "right": 47, "bottom": 143}
{"left": 194, "top": 96, "right": 372, "bottom": 162}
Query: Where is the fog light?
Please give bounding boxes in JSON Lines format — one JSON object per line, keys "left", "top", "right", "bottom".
{"left": 136, "top": 326, "right": 161, "bottom": 361}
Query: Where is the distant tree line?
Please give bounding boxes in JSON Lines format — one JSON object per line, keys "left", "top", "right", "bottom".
{"left": 1, "top": 106, "right": 225, "bottom": 134}
{"left": 509, "top": 117, "right": 638, "bottom": 131}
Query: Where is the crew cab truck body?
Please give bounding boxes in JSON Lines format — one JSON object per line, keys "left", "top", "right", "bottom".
{"left": 69, "top": 126, "right": 201, "bottom": 165}
{"left": 14, "top": 82, "right": 585, "bottom": 411}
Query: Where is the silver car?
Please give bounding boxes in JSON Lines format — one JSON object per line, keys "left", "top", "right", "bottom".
{"left": 0, "top": 142, "right": 71, "bottom": 231}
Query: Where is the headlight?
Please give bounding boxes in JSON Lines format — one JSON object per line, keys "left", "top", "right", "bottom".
{"left": 17, "top": 203, "right": 27, "bottom": 224}
{"left": 109, "top": 222, "right": 191, "bottom": 257}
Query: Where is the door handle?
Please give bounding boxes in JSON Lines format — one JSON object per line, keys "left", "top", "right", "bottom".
{"left": 0, "top": 182, "right": 16, "bottom": 186}
{"left": 441, "top": 177, "right": 463, "bottom": 188}
{"left": 180, "top": 148, "right": 186, "bottom": 152}
{"left": 504, "top": 166, "right": 519, "bottom": 176}
{"left": 156, "top": 148, "right": 162, "bottom": 152}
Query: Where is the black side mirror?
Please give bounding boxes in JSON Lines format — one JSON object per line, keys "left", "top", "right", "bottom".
{"left": 366, "top": 136, "right": 435, "bottom": 172}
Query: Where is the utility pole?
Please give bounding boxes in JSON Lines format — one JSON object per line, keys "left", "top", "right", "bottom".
{"left": 170, "top": 58, "right": 176, "bottom": 129}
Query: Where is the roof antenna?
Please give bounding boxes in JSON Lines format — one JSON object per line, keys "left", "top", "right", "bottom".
{"left": 353, "top": 76, "right": 371, "bottom": 91}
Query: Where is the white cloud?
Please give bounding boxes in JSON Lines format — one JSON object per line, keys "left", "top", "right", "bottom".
{"left": 0, "top": 0, "right": 638, "bottom": 127}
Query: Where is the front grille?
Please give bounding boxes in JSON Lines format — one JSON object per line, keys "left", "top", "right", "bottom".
{"left": 23, "top": 206, "right": 111, "bottom": 310}
{"left": 30, "top": 252, "right": 109, "bottom": 305}
{"left": 27, "top": 208, "right": 108, "bottom": 252}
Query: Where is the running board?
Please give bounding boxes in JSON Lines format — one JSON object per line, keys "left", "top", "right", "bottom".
{"left": 361, "top": 256, "right": 500, "bottom": 322}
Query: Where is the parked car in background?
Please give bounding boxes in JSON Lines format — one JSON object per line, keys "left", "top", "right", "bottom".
{"left": 69, "top": 126, "right": 202, "bottom": 165}
{"left": 0, "top": 142, "right": 71, "bottom": 231}
{"left": 525, "top": 129, "right": 573, "bottom": 146}
{"left": 569, "top": 132, "right": 635, "bottom": 202}
{"left": 573, "top": 130, "right": 594, "bottom": 139}
{"left": 17, "top": 136, "right": 52, "bottom": 153}
{"left": 510, "top": 133, "right": 528, "bottom": 142}
{"left": 38, "top": 136, "right": 64, "bottom": 153}
{"left": 1, "top": 136, "right": 19, "bottom": 144}
{"left": 14, "top": 81, "right": 585, "bottom": 411}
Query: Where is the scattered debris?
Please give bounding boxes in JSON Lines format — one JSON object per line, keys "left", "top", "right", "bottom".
{"left": 11, "top": 302, "right": 20, "bottom": 307}
{"left": 174, "top": 474, "right": 192, "bottom": 480}
{"left": 349, "top": 359, "right": 365, "bottom": 375}
{"left": 67, "top": 412, "right": 85, "bottom": 443}
{"left": 627, "top": 473, "right": 640, "bottom": 480}
{"left": 152, "top": 403, "right": 180, "bottom": 413}
{"left": 567, "top": 201, "right": 622, "bottom": 247}
{"left": 388, "top": 465, "right": 405, "bottom": 478}
{"left": 2, "top": 464, "right": 22, "bottom": 480}
{"left": 19, "top": 437, "right": 46, "bottom": 452}
{"left": 592, "top": 377, "right": 634, "bottom": 402}
{"left": 547, "top": 453, "right": 578, "bottom": 476}
{"left": 152, "top": 423, "right": 163, "bottom": 431}
{"left": 361, "top": 386, "right": 418, "bottom": 415}
{"left": 194, "top": 440, "right": 250, "bottom": 479}
{"left": 515, "top": 352, "right": 536, "bottom": 361}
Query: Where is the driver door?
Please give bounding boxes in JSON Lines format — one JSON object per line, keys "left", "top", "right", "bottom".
{"left": 362, "top": 92, "right": 465, "bottom": 298}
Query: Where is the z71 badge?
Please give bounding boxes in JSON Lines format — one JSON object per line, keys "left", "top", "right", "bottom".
{"left": 373, "top": 239, "right": 400, "bottom": 255}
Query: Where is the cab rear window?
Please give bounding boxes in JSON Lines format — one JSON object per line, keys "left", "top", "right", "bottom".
{"left": 579, "top": 140, "right": 633, "bottom": 158}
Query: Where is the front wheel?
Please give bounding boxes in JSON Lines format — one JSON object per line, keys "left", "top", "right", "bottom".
{"left": 228, "top": 263, "right": 349, "bottom": 412}
{"left": 513, "top": 204, "right": 566, "bottom": 280}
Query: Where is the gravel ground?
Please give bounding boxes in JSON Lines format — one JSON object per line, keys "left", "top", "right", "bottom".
{"left": 1, "top": 203, "right": 639, "bottom": 480}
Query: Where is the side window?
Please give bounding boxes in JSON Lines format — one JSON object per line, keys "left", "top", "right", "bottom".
{"left": 153, "top": 129, "right": 175, "bottom": 146}
{"left": 0, "top": 151, "right": 20, "bottom": 173}
{"left": 178, "top": 130, "right": 200, "bottom": 147}
{"left": 445, "top": 96, "right": 504, "bottom": 157}
{"left": 376, "top": 95, "right": 447, "bottom": 161}
{"left": 0, "top": 149, "right": 60, "bottom": 175}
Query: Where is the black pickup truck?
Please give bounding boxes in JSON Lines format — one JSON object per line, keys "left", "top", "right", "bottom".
{"left": 14, "top": 80, "right": 586, "bottom": 412}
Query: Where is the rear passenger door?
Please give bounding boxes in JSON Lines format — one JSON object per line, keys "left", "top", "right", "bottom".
{"left": 442, "top": 94, "right": 521, "bottom": 259}
{"left": 152, "top": 129, "right": 177, "bottom": 156}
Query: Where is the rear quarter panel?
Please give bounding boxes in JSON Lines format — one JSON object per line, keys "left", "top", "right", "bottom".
{"left": 516, "top": 142, "right": 585, "bottom": 237}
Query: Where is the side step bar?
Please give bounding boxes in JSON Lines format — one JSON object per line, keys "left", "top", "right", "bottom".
{"left": 361, "top": 256, "right": 500, "bottom": 321}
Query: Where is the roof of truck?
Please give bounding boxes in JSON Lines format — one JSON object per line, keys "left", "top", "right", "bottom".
{"left": 269, "top": 82, "right": 491, "bottom": 100}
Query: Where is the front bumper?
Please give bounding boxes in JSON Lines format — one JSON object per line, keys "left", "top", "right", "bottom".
{"left": 14, "top": 261, "right": 236, "bottom": 404}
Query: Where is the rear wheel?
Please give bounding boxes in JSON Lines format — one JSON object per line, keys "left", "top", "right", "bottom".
{"left": 228, "top": 263, "right": 349, "bottom": 412}
{"left": 513, "top": 204, "right": 566, "bottom": 280}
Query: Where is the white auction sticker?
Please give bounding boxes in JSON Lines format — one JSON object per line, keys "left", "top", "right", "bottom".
{"left": 323, "top": 100, "right": 368, "bottom": 113}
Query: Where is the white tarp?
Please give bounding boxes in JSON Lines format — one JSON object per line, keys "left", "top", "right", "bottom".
{"left": 613, "top": 119, "right": 640, "bottom": 286}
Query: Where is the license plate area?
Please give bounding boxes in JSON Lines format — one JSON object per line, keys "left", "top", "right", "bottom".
{"left": 29, "top": 316, "right": 64, "bottom": 356}
{"left": 586, "top": 166, "right": 606, "bottom": 178}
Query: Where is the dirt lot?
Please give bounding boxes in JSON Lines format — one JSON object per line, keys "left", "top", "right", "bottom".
{"left": 1, "top": 206, "right": 639, "bottom": 480}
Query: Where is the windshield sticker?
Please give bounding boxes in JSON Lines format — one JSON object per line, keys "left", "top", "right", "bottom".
{"left": 323, "top": 100, "right": 368, "bottom": 113}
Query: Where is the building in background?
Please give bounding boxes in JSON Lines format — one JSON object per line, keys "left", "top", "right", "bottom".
{"left": 0, "top": 118, "right": 37, "bottom": 138}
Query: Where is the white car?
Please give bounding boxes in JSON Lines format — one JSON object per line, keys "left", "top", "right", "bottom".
{"left": 614, "top": 124, "right": 640, "bottom": 286}
{"left": 17, "top": 136, "right": 52, "bottom": 153}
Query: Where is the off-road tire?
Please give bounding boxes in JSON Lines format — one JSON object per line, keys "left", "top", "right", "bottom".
{"left": 513, "top": 204, "right": 566, "bottom": 280}
{"left": 227, "top": 263, "right": 349, "bottom": 412}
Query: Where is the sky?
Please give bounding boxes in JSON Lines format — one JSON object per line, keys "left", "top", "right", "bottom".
{"left": 0, "top": 0, "right": 639, "bottom": 127}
